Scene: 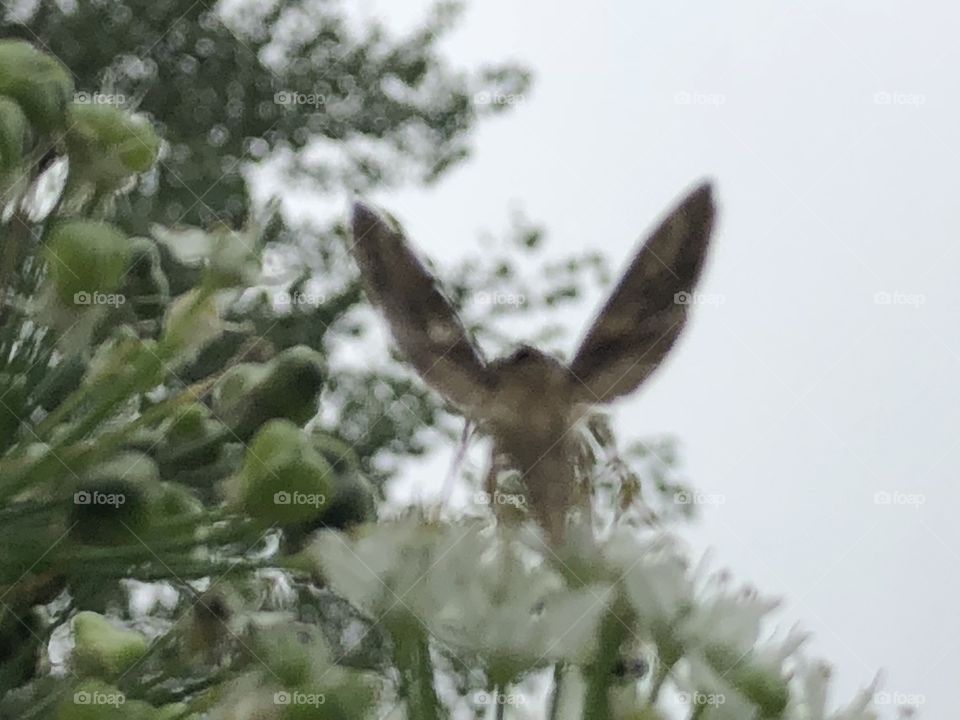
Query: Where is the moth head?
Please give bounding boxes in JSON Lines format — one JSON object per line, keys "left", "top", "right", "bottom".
{"left": 491, "top": 344, "right": 564, "bottom": 375}
{"left": 485, "top": 345, "right": 579, "bottom": 425}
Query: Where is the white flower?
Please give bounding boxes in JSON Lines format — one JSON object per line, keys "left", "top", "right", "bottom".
{"left": 602, "top": 528, "right": 695, "bottom": 628}
{"left": 312, "top": 518, "right": 613, "bottom": 676}
{"left": 311, "top": 515, "right": 452, "bottom": 619}
{"left": 785, "top": 660, "right": 880, "bottom": 720}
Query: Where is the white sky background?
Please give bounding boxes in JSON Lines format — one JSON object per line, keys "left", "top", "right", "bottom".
{"left": 304, "top": 1, "right": 960, "bottom": 716}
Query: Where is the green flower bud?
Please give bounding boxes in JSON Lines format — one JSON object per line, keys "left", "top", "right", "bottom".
{"left": 322, "top": 471, "right": 377, "bottom": 530}
{"left": 0, "top": 40, "right": 73, "bottom": 132}
{"left": 231, "top": 419, "right": 333, "bottom": 526}
{"left": 157, "top": 408, "right": 227, "bottom": 473}
{"left": 154, "top": 481, "right": 203, "bottom": 518}
{"left": 121, "top": 237, "right": 169, "bottom": 320}
{"left": 254, "top": 624, "right": 326, "bottom": 687}
{"left": 65, "top": 103, "right": 160, "bottom": 187}
{"left": 212, "top": 362, "right": 268, "bottom": 418}
{"left": 0, "top": 95, "right": 28, "bottom": 170}
{"left": 165, "top": 402, "right": 211, "bottom": 444}
{"left": 229, "top": 346, "right": 325, "bottom": 440}
{"left": 282, "top": 470, "right": 376, "bottom": 552}
{"left": 72, "top": 612, "right": 148, "bottom": 678}
{"left": 69, "top": 452, "right": 159, "bottom": 545}
{"left": 45, "top": 220, "right": 130, "bottom": 306}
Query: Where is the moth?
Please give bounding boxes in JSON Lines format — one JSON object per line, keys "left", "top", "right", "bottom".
{"left": 350, "top": 183, "right": 716, "bottom": 541}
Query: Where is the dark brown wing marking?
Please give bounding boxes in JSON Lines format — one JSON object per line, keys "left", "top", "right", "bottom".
{"left": 351, "top": 201, "right": 493, "bottom": 413}
{"left": 569, "top": 182, "right": 716, "bottom": 403}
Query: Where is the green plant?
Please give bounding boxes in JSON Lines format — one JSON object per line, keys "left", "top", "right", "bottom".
{"left": 0, "top": 27, "right": 885, "bottom": 720}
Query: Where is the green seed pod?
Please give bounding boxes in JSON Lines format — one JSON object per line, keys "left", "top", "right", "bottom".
{"left": 321, "top": 471, "right": 376, "bottom": 530}
{"left": 121, "top": 237, "right": 169, "bottom": 320}
{"left": 230, "top": 419, "right": 333, "bottom": 526}
{"left": 0, "top": 95, "right": 28, "bottom": 170}
{"left": 65, "top": 103, "right": 160, "bottom": 189}
{"left": 69, "top": 452, "right": 159, "bottom": 545}
{"left": 155, "top": 401, "right": 233, "bottom": 475}
{"left": 212, "top": 362, "right": 269, "bottom": 418}
{"left": 229, "top": 346, "right": 325, "bottom": 440}
{"left": 72, "top": 612, "right": 148, "bottom": 678}
{"left": 165, "top": 402, "right": 212, "bottom": 445}
{"left": 253, "top": 623, "right": 326, "bottom": 687}
{"left": 157, "top": 420, "right": 227, "bottom": 474}
{"left": 45, "top": 220, "right": 130, "bottom": 307}
{"left": 0, "top": 40, "right": 73, "bottom": 132}
{"left": 282, "top": 470, "right": 376, "bottom": 552}
{"left": 154, "top": 481, "right": 204, "bottom": 518}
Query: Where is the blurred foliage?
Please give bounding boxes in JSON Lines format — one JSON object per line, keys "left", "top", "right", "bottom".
{"left": 0, "top": 5, "right": 696, "bottom": 718}
{"left": 1, "top": 0, "right": 609, "bottom": 481}
{"left": 5, "top": 0, "right": 530, "bottom": 230}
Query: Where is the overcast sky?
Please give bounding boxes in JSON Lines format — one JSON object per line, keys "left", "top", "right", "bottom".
{"left": 331, "top": 2, "right": 959, "bottom": 716}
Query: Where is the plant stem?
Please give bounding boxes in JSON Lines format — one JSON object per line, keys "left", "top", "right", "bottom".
{"left": 392, "top": 625, "right": 443, "bottom": 720}
{"left": 582, "top": 601, "right": 629, "bottom": 720}
{"left": 495, "top": 684, "right": 506, "bottom": 720}
{"left": 548, "top": 663, "right": 565, "bottom": 720}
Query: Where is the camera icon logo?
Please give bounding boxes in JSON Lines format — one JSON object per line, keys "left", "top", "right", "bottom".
{"left": 274, "top": 691, "right": 291, "bottom": 705}
{"left": 274, "top": 491, "right": 291, "bottom": 505}
{"left": 74, "top": 490, "right": 92, "bottom": 505}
